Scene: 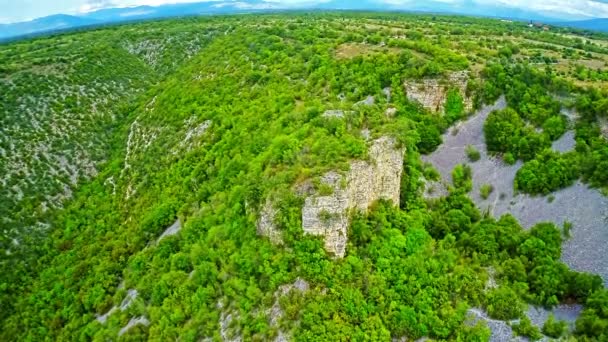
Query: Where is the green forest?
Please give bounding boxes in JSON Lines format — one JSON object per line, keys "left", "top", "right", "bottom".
{"left": 1, "top": 12, "right": 608, "bottom": 341}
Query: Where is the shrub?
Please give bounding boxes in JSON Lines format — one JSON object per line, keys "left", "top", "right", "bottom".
{"left": 512, "top": 316, "right": 543, "bottom": 341}
{"left": 485, "top": 286, "right": 524, "bottom": 320}
{"left": 466, "top": 145, "right": 481, "bottom": 162}
{"left": 542, "top": 314, "right": 567, "bottom": 338}
{"left": 480, "top": 184, "right": 494, "bottom": 200}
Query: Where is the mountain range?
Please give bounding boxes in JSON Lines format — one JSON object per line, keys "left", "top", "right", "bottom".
{"left": 0, "top": 0, "right": 606, "bottom": 41}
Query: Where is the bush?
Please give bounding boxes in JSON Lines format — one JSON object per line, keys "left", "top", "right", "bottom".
{"left": 480, "top": 184, "right": 494, "bottom": 200}
{"left": 512, "top": 316, "right": 543, "bottom": 341}
{"left": 452, "top": 164, "right": 473, "bottom": 192}
{"left": 503, "top": 152, "right": 516, "bottom": 165}
{"left": 542, "top": 314, "right": 567, "bottom": 338}
{"left": 485, "top": 286, "right": 524, "bottom": 320}
{"left": 465, "top": 145, "right": 481, "bottom": 162}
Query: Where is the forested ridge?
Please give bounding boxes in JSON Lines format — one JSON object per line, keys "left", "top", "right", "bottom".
{"left": 1, "top": 12, "right": 608, "bottom": 341}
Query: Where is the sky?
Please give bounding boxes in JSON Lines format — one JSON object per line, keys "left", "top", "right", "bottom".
{"left": 1, "top": 0, "right": 607, "bottom": 24}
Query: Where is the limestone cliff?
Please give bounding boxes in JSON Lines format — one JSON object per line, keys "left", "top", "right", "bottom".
{"left": 301, "top": 136, "right": 404, "bottom": 257}
{"left": 404, "top": 71, "right": 472, "bottom": 114}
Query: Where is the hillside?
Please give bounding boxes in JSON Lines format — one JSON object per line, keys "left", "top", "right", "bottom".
{"left": 1, "top": 12, "right": 608, "bottom": 341}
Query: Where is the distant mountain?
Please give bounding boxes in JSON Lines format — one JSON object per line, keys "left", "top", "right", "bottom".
{"left": 0, "top": 14, "right": 99, "bottom": 40}
{"left": 553, "top": 18, "right": 608, "bottom": 32}
{"left": 0, "top": 0, "right": 605, "bottom": 41}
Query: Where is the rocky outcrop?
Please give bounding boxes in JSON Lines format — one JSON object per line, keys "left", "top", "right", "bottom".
{"left": 118, "top": 316, "right": 150, "bottom": 336}
{"left": 157, "top": 219, "right": 181, "bottom": 242}
{"left": 267, "top": 278, "right": 310, "bottom": 342}
{"left": 257, "top": 199, "right": 283, "bottom": 244}
{"left": 302, "top": 136, "right": 404, "bottom": 257}
{"left": 404, "top": 71, "right": 472, "bottom": 114}
{"left": 600, "top": 117, "right": 608, "bottom": 140}
{"left": 323, "top": 110, "right": 345, "bottom": 118}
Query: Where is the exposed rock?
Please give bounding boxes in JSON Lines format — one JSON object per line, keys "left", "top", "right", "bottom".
{"left": 120, "top": 289, "right": 139, "bottom": 311}
{"left": 322, "top": 110, "right": 345, "bottom": 118}
{"left": 600, "top": 116, "right": 608, "bottom": 140}
{"left": 466, "top": 308, "right": 518, "bottom": 342}
{"left": 404, "top": 71, "right": 472, "bottom": 114}
{"left": 423, "top": 96, "right": 608, "bottom": 285}
{"left": 96, "top": 288, "right": 139, "bottom": 324}
{"left": 302, "top": 136, "right": 404, "bottom": 257}
{"left": 158, "top": 219, "right": 181, "bottom": 242}
{"left": 551, "top": 130, "right": 576, "bottom": 153}
{"left": 527, "top": 304, "right": 582, "bottom": 332}
{"left": 267, "top": 278, "right": 310, "bottom": 341}
{"left": 96, "top": 306, "right": 117, "bottom": 324}
{"left": 361, "top": 128, "right": 371, "bottom": 140}
{"left": 383, "top": 87, "right": 392, "bottom": 102}
{"left": 118, "top": 316, "right": 150, "bottom": 336}
{"left": 267, "top": 278, "right": 310, "bottom": 342}
{"left": 385, "top": 107, "right": 397, "bottom": 118}
{"left": 355, "top": 95, "right": 375, "bottom": 107}
{"left": 257, "top": 199, "right": 283, "bottom": 244}
{"left": 218, "top": 301, "right": 242, "bottom": 342}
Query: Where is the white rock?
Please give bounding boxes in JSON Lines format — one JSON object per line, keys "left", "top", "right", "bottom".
{"left": 302, "top": 137, "right": 404, "bottom": 257}
{"left": 404, "top": 71, "right": 472, "bottom": 114}
{"left": 257, "top": 199, "right": 283, "bottom": 244}
{"left": 118, "top": 316, "right": 150, "bottom": 336}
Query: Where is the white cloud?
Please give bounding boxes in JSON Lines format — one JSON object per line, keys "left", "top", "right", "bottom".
{"left": 473, "top": 0, "right": 608, "bottom": 18}
{"left": 1, "top": 0, "right": 608, "bottom": 24}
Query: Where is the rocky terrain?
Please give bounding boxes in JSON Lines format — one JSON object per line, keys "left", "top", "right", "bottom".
{"left": 423, "top": 97, "right": 608, "bottom": 284}
{"left": 404, "top": 71, "right": 473, "bottom": 114}
{"left": 258, "top": 136, "right": 405, "bottom": 257}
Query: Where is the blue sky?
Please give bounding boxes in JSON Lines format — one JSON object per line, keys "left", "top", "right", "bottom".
{"left": 1, "top": 0, "right": 608, "bottom": 23}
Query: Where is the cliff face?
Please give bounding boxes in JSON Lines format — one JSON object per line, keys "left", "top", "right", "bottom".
{"left": 301, "top": 136, "right": 404, "bottom": 257}
{"left": 404, "top": 71, "right": 472, "bottom": 114}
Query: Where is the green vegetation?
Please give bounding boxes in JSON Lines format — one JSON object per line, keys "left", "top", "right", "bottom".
{"left": 0, "top": 11, "right": 606, "bottom": 342}
{"left": 466, "top": 144, "right": 481, "bottom": 162}
{"left": 512, "top": 316, "right": 543, "bottom": 341}
{"left": 542, "top": 314, "right": 568, "bottom": 338}
{"left": 480, "top": 184, "right": 494, "bottom": 199}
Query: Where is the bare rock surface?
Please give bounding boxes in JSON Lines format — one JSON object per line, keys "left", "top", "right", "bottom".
{"left": 158, "top": 219, "right": 181, "bottom": 242}
{"left": 96, "top": 288, "right": 139, "bottom": 324}
{"left": 257, "top": 199, "right": 283, "bottom": 244}
{"left": 118, "top": 316, "right": 150, "bottom": 336}
{"left": 600, "top": 116, "right": 608, "bottom": 140}
{"left": 120, "top": 289, "right": 139, "bottom": 311}
{"left": 302, "top": 136, "right": 404, "bottom": 257}
{"left": 551, "top": 130, "right": 576, "bottom": 153}
{"left": 527, "top": 304, "right": 582, "bottom": 332}
{"left": 218, "top": 301, "right": 242, "bottom": 342}
{"left": 268, "top": 278, "right": 310, "bottom": 341}
{"left": 423, "top": 96, "right": 608, "bottom": 285}
{"left": 323, "top": 110, "right": 345, "bottom": 118}
{"left": 404, "top": 71, "right": 472, "bottom": 114}
{"left": 466, "top": 308, "right": 518, "bottom": 342}
{"left": 96, "top": 306, "right": 117, "bottom": 324}
{"left": 355, "top": 95, "right": 375, "bottom": 107}
{"left": 467, "top": 304, "right": 581, "bottom": 342}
